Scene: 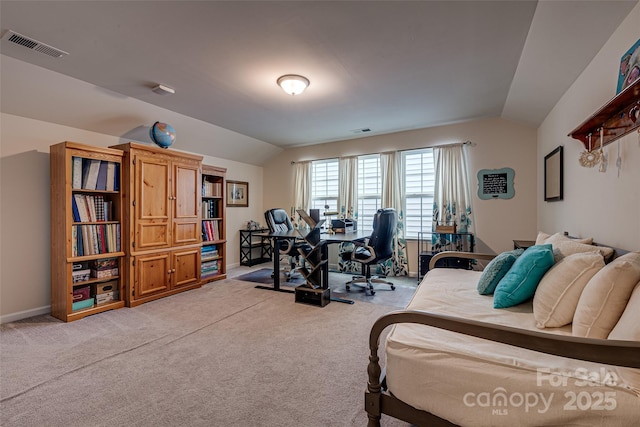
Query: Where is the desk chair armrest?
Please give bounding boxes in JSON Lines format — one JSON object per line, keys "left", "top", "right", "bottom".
{"left": 349, "top": 237, "right": 370, "bottom": 247}
{"left": 347, "top": 240, "right": 376, "bottom": 263}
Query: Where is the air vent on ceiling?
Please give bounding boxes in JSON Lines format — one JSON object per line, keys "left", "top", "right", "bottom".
{"left": 2, "top": 30, "right": 68, "bottom": 58}
{"left": 351, "top": 128, "right": 372, "bottom": 134}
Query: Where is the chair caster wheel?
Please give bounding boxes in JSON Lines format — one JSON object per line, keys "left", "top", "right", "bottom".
{"left": 391, "top": 285, "right": 396, "bottom": 290}
{"left": 346, "top": 285, "right": 351, "bottom": 292}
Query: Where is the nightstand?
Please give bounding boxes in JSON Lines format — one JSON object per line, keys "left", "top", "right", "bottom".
{"left": 513, "top": 240, "right": 536, "bottom": 250}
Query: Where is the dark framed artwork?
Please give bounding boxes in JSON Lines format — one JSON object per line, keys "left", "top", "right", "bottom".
{"left": 226, "top": 180, "right": 248, "bottom": 207}
{"left": 544, "top": 146, "right": 563, "bottom": 202}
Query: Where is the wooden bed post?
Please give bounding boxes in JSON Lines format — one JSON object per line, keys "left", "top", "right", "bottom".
{"left": 366, "top": 323, "right": 383, "bottom": 426}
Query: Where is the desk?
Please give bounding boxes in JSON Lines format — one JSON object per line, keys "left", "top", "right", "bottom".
{"left": 323, "top": 229, "right": 370, "bottom": 244}
{"left": 513, "top": 239, "right": 536, "bottom": 250}
{"left": 257, "top": 229, "right": 371, "bottom": 302}
{"left": 256, "top": 230, "right": 300, "bottom": 293}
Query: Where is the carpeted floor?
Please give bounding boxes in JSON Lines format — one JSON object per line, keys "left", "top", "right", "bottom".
{"left": 1, "top": 276, "right": 412, "bottom": 427}
{"left": 236, "top": 267, "right": 418, "bottom": 308}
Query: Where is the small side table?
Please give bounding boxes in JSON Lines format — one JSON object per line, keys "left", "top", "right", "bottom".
{"left": 240, "top": 228, "right": 273, "bottom": 266}
{"left": 513, "top": 240, "right": 536, "bottom": 250}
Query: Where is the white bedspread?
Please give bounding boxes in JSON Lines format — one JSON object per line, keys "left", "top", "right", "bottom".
{"left": 385, "top": 268, "right": 640, "bottom": 426}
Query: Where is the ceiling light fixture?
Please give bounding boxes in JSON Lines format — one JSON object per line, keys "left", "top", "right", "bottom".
{"left": 152, "top": 84, "right": 175, "bottom": 95}
{"left": 277, "top": 74, "right": 309, "bottom": 96}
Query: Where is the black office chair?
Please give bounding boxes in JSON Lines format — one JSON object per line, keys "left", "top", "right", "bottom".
{"left": 340, "top": 208, "right": 397, "bottom": 295}
{"left": 264, "top": 208, "right": 310, "bottom": 281}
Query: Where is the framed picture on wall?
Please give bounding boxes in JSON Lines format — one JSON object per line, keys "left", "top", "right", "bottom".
{"left": 544, "top": 146, "right": 563, "bottom": 202}
{"left": 477, "top": 167, "right": 515, "bottom": 200}
{"left": 226, "top": 180, "right": 248, "bottom": 207}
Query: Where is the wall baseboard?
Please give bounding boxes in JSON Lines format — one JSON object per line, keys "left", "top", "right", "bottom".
{"left": 1, "top": 305, "right": 51, "bottom": 324}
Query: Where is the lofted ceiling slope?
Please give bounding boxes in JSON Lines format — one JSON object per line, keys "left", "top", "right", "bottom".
{"left": 0, "top": 1, "right": 637, "bottom": 164}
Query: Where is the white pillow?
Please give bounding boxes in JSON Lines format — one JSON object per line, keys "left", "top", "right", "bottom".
{"left": 533, "top": 252, "right": 604, "bottom": 328}
{"left": 607, "top": 281, "right": 640, "bottom": 395}
{"left": 608, "top": 281, "right": 640, "bottom": 341}
{"left": 544, "top": 233, "right": 610, "bottom": 263}
{"left": 536, "top": 231, "right": 593, "bottom": 246}
{"left": 573, "top": 252, "right": 640, "bottom": 338}
{"left": 535, "top": 231, "right": 551, "bottom": 245}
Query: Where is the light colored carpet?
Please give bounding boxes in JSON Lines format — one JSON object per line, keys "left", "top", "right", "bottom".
{"left": 236, "top": 268, "right": 418, "bottom": 308}
{"left": 1, "top": 276, "right": 412, "bottom": 426}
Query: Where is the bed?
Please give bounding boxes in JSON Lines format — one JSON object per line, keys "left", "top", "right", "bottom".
{"left": 365, "top": 246, "right": 640, "bottom": 426}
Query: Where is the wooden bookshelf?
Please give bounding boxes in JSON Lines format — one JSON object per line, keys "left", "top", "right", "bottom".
{"left": 201, "top": 164, "right": 227, "bottom": 282}
{"left": 50, "top": 141, "right": 125, "bottom": 322}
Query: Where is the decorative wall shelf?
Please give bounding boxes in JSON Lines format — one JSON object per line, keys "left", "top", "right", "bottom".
{"left": 569, "top": 79, "right": 640, "bottom": 150}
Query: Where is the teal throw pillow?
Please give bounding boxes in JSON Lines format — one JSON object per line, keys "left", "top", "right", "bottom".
{"left": 477, "top": 249, "right": 524, "bottom": 295}
{"left": 494, "top": 244, "right": 554, "bottom": 308}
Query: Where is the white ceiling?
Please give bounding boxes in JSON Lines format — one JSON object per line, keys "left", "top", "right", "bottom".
{"left": 0, "top": 1, "right": 637, "bottom": 160}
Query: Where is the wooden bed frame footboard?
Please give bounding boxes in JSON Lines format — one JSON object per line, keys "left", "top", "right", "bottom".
{"left": 365, "top": 252, "right": 640, "bottom": 427}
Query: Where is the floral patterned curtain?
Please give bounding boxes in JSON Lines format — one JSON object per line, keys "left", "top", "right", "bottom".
{"left": 432, "top": 144, "right": 474, "bottom": 246}
{"left": 379, "top": 152, "right": 408, "bottom": 276}
{"left": 337, "top": 157, "right": 361, "bottom": 273}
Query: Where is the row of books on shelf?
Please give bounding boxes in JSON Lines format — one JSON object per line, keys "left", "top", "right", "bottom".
{"left": 201, "top": 259, "right": 222, "bottom": 277}
{"left": 202, "top": 220, "right": 221, "bottom": 241}
{"left": 72, "top": 224, "right": 121, "bottom": 257}
{"left": 201, "top": 245, "right": 219, "bottom": 261}
{"left": 202, "top": 179, "right": 222, "bottom": 198}
{"left": 72, "top": 157, "right": 120, "bottom": 191}
{"left": 201, "top": 199, "right": 220, "bottom": 219}
{"left": 72, "top": 194, "right": 114, "bottom": 222}
{"left": 72, "top": 258, "right": 119, "bottom": 283}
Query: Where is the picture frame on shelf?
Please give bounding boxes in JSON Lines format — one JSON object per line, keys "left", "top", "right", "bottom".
{"left": 544, "top": 146, "right": 563, "bottom": 202}
{"left": 617, "top": 38, "right": 640, "bottom": 93}
{"left": 226, "top": 180, "right": 248, "bottom": 207}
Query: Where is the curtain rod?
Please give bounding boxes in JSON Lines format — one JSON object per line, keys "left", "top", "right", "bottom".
{"left": 290, "top": 140, "right": 473, "bottom": 164}
{"left": 433, "top": 140, "right": 474, "bottom": 148}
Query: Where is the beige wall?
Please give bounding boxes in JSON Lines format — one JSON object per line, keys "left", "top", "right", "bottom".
{"left": 262, "top": 117, "right": 538, "bottom": 274}
{"left": 0, "top": 113, "right": 264, "bottom": 322}
{"left": 537, "top": 3, "right": 640, "bottom": 250}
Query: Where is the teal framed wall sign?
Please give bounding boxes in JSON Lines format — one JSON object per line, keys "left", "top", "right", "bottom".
{"left": 477, "top": 168, "right": 515, "bottom": 200}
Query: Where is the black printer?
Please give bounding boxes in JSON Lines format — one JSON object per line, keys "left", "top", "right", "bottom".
{"left": 331, "top": 218, "right": 357, "bottom": 233}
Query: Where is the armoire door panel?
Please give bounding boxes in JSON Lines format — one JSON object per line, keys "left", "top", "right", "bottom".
{"left": 136, "top": 253, "right": 170, "bottom": 297}
{"left": 136, "top": 157, "right": 170, "bottom": 220}
{"left": 172, "top": 248, "right": 200, "bottom": 289}
{"left": 137, "top": 223, "right": 171, "bottom": 248}
{"left": 172, "top": 161, "right": 201, "bottom": 245}
{"left": 134, "top": 155, "right": 171, "bottom": 249}
{"left": 174, "top": 164, "right": 199, "bottom": 219}
{"left": 173, "top": 221, "right": 200, "bottom": 245}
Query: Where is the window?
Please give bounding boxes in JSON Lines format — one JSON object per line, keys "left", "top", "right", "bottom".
{"left": 310, "top": 159, "right": 338, "bottom": 212}
{"left": 357, "top": 154, "right": 381, "bottom": 231}
{"left": 402, "top": 148, "right": 435, "bottom": 239}
{"left": 309, "top": 149, "right": 434, "bottom": 240}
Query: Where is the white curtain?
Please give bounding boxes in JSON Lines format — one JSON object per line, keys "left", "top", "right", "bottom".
{"left": 432, "top": 144, "right": 473, "bottom": 233}
{"left": 293, "top": 161, "right": 311, "bottom": 212}
{"left": 380, "top": 152, "right": 408, "bottom": 276}
{"left": 338, "top": 156, "right": 358, "bottom": 217}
